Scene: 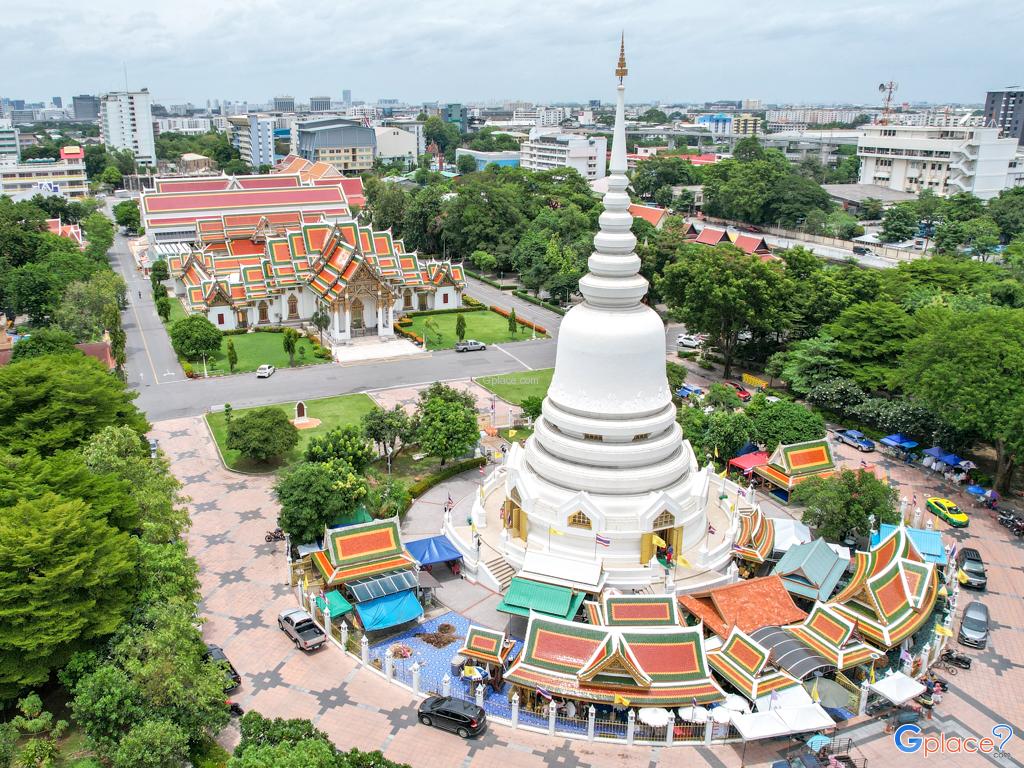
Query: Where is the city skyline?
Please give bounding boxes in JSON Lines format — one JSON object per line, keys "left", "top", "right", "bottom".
{"left": 2, "top": 0, "right": 1019, "bottom": 105}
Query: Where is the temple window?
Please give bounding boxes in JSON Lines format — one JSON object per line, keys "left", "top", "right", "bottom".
{"left": 583, "top": 433, "right": 603, "bottom": 442}
{"left": 632, "top": 433, "right": 651, "bottom": 441}
{"left": 653, "top": 510, "right": 675, "bottom": 530}
{"left": 567, "top": 511, "right": 592, "bottom": 530}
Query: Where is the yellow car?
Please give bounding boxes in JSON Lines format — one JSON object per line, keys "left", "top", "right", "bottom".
{"left": 926, "top": 497, "right": 969, "bottom": 528}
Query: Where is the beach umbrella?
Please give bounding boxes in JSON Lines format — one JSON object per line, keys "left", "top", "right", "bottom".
{"left": 722, "top": 693, "right": 751, "bottom": 713}
{"left": 637, "top": 708, "right": 672, "bottom": 727}
{"left": 710, "top": 707, "right": 733, "bottom": 724}
{"left": 677, "top": 705, "right": 709, "bottom": 722}
{"left": 806, "top": 734, "right": 831, "bottom": 752}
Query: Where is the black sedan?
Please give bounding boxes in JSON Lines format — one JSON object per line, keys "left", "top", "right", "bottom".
{"left": 418, "top": 696, "right": 487, "bottom": 738}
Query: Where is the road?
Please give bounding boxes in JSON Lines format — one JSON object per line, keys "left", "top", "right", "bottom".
{"left": 463, "top": 276, "right": 564, "bottom": 336}
{"left": 762, "top": 232, "right": 901, "bottom": 269}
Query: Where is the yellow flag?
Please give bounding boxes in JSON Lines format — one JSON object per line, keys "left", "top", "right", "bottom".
{"left": 957, "top": 568, "right": 968, "bottom": 585}
{"left": 548, "top": 526, "right": 564, "bottom": 536}
{"left": 714, "top": 445, "right": 719, "bottom": 459}
{"left": 509, "top": 430, "right": 518, "bottom": 438}
{"left": 719, "top": 468, "right": 728, "bottom": 478}
{"left": 869, "top": 665, "right": 876, "bottom": 684}
{"left": 677, "top": 556, "right": 692, "bottom": 569}
{"left": 810, "top": 678, "right": 820, "bottom": 703}
{"left": 934, "top": 623, "right": 953, "bottom": 638}
{"left": 303, "top": 573, "right": 309, "bottom": 593}
{"left": 613, "top": 694, "right": 631, "bottom": 707}
{"left": 652, "top": 534, "right": 668, "bottom": 548}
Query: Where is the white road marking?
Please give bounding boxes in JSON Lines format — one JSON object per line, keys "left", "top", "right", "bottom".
{"left": 494, "top": 344, "right": 533, "bottom": 371}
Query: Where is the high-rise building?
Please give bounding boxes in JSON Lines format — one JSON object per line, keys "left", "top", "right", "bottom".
{"left": 51, "top": 96, "right": 62, "bottom": 109}
{"left": 0, "top": 119, "right": 19, "bottom": 163}
{"left": 294, "top": 116, "right": 376, "bottom": 172}
{"left": 72, "top": 95, "right": 100, "bottom": 121}
{"left": 519, "top": 129, "right": 606, "bottom": 180}
{"left": 733, "top": 113, "right": 761, "bottom": 136}
{"left": 309, "top": 96, "right": 332, "bottom": 113}
{"left": 226, "top": 115, "right": 276, "bottom": 169}
{"left": 441, "top": 103, "right": 468, "bottom": 133}
{"left": 99, "top": 89, "right": 156, "bottom": 165}
{"left": 0, "top": 149, "right": 88, "bottom": 198}
{"left": 588, "top": 99, "right": 602, "bottom": 109}
{"left": 984, "top": 89, "right": 1024, "bottom": 145}
{"left": 273, "top": 96, "right": 295, "bottom": 112}
{"left": 342, "top": 89, "right": 352, "bottom": 106}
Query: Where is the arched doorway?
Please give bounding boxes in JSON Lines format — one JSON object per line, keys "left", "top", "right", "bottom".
{"left": 350, "top": 298, "right": 364, "bottom": 330}
{"left": 257, "top": 301, "right": 269, "bottom": 324}
{"left": 287, "top": 294, "right": 299, "bottom": 320}
{"left": 404, "top": 289, "right": 413, "bottom": 309}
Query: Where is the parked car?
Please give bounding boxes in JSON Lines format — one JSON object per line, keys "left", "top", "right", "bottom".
{"left": 277, "top": 608, "right": 327, "bottom": 651}
{"left": 204, "top": 643, "right": 241, "bottom": 692}
{"left": 958, "top": 601, "right": 990, "bottom": 648}
{"left": 675, "top": 383, "right": 704, "bottom": 399}
{"left": 676, "top": 334, "right": 703, "bottom": 349}
{"left": 852, "top": 245, "right": 874, "bottom": 256}
{"left": 454, "top": 340, "right": 487, "bottom": 352}
{"left": 418, "top": 696, "right": 487, "bottom": 738}
{"left": 723, "top": 381, "right": 752, "bottom": 402}
{"left": 256, "top": 364, "right": 275, "bottom": 378}
{"left": 926, "top": 497, "right": 969, "bottom": 528}
{"left": 836, "top": 429, "right": 875, "bottom": 452}
{"left": 957, "top": 548, "right": 988, "bottom": 590}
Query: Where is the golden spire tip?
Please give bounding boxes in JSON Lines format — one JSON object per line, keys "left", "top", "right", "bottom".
{"left": 615, "top": 33, "right": 628, "bottom": 83}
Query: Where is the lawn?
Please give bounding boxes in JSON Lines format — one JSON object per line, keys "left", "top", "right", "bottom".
{"left": 403, "top": 309, "right": 547, "bottom": 350}
{"left": 206, "top": 393, "right": 378, "bottom": 472}
{"left": 477, "top": 368, "right": 554, "bottom": 404}
{"left": 202, "top": 331, "right": 327, "bottom": 375}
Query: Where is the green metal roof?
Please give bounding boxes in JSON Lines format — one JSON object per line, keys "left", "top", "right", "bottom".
{"left": 314, "top": 590, "right": 354, "bottom": 616}
{"left": 772, "top": 538, "right": 846, "bottom": 602}
{"left": 497, "top": 577, "right": 586, "bottom": 619}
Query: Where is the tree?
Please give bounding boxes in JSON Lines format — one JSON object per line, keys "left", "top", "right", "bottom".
{"left": 417, "top": 397, "right": 478, "bottom": 466}
{"left": 806, "top": 377, "right": 868, "bottom": 413}
{"left": 653, "top": 185, "right": 674, "bottom": 209}
{"left": 226, "top": 338, "right": 238, "bottom": 373}
{"left": 987, "top": 186, "right": 1024, "bottom": 240}
{"left": 275, "top": 460, "right": 369, "bottom": 542}
{"left": 450, "top": 313, "right": 466, "bottom": 342}
{"left": 370, "top": 184, "right": 408, "bottom": 233}
{"left": 859, "top": 198, "right": 884, "bottom": 221}
{"left": 362, "top": 406, "right": 415, "bottom": 470}
{"left": 745, "top": 396, "right": 825, "bottom": 452}
{"left": 705, "top": 383, "right": 742, "bottom": 411}
{"left": 169, "top": 314, "right": 222, "bottom": 361}
{"left": 469, "top": 250, "right": 497, "bottom": 273}
{"left": 0, "top": 354, "right": 147, "bottom": 457}
{"left": 657, "top": 243, "right": 793, "bottom": 378}
{"left": 733, "top": 137, "right": 765, "bottom": 163}
{"left": 113, "top": 720, "right": 190, "bottom": 768}
{"left": 640, "top": 108, "right": 669, "bottom": 124}
{"left": 0, "top": 495, "right": 135, "bottom": 701}
{"left": 961, "top": 216, "right": 1001, "bottom": 261}
{"left": 456, "top": 154, "right": 477, "bottom": 175}
{"left": 226, "top": 407, "right": 299, "bottom": 463}
{"left": 898, "top": 307, "right": 1024, "bottom": 492}
{"left": 879, "top": 204, "right": 917, "bottom": 243}
{"left": 678, "top": 407, "right": 755, "bottom": 464}
{"left": 944, "top": 192, "right": 985, "bottom": 223}
{"left": 311, "top": 306, "right": 331, "bottom": 346}
{"left": 150, "top": 259, "right": 170, "bottom": 284}
{"left": 520, "top": 395, "right": 543, "bottom": 421}
{"left": 283, "top": 328, "right": 300, "bottom": 367}
{"left": 304, "top": 426, "right": 374, "bottom": 471}
{"left": 508, "top": 307, "right": 517, "bottom": 335}
{"left": 9, "top": 327, "right": 77, "bottom": 361}
{"left": 53, "top": 271, "right": 126, "bottom": 342}
{"left": 823, "top": 300, "right": 913, "bottom": 392}
{"left": 112, "top": 199, "right": 141, "bottom": 232}
{"left": 792, "top": 469, "right": 898, "bottom": 541}
{"left": 773, "top": 334, "right": 844, "bottom": 396}
{"left": 99, "top": 165, "right": 123, "bottom": 188}
{"left": 230, "top": 713, "right": 341, "bottom": 768}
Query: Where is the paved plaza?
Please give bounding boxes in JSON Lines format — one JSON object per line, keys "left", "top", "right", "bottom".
{"left": 154, "top": 413, "right": 1024, "bottom": 768}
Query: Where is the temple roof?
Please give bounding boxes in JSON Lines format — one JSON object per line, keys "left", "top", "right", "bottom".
{"left": 591, "top": 594, "right": 682, "bottom": 627}
{"left": 458, "top": 626, "right": 515, "bottom": 667}
{"left": 311, "top": 518, "right": 415, "bottom": 586}
{"left": 707, "top": 627, "right": 802, "bottom": 701}
{"left": 773, "top": 538, "right": 848, "bottom": 602}
{"left": 733, "top": 506, "right": 775, "bottom": 563}
{"left": 679, "top": 575, "right": 806, "bottom": 639}
{"left": 753, "top": 439, "right": 836, "bottom": 491}
{"left": 785, "top": 603, "right": 882, "bottom": 669}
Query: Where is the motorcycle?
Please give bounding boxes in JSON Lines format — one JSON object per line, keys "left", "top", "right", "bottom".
{"left": 941, "top": 649, "right": 972, "bottom": 669}
{"left": 265, "top": 528, "right": 286, "bottom": 542}
{"left": 227, "top": 701, "right": 244, "bottom": 717}
{"left": 998, "top": 511, "right": 1020, "bottom": 528}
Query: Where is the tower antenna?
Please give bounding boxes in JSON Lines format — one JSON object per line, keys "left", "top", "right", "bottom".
{"left": 878, "top": 81, "right": 898, "bottom": 125}
{"left": 123, "top": 62, "right": 129, "bottom": 92}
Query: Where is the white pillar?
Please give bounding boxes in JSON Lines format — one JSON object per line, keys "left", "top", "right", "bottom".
{"left": 626, "top": 709, "right": 636, "bottom": 745}
{"left": 511, "top": 693, "right": 520, "bottom": 729}
{"left": 360, "top": 635, "right": 369, "bottom": 664}
{"left": 442, "top": 674, "right": 451, "bottom": 697}
{"left": 547, "top": 702, "right": 556, "bottom": 735}
{"left": 384, "top": 649, "right": 394, "bottom": 681}
{"left": 587, "top": 705, "right": 596, "bottom": 741}
{"left": 323, "top": 608, "right": 331, "bottom": 640}
{"left": 475, "top": 685, "right": 485, "bottom": 708}
{"left": 858, "top": 682, "right": 869, "bottom": 716}
{"left": 411, "top": 662, "right": 421, "bottom": 695}
{"left": 703, "top": 718, "right": 713, "bottom": 746}
{"left": 340, "top": 622, "right": 349, "bottom": 650}
{"left": 666, "top": 715, "right": 674, "bottom": 746}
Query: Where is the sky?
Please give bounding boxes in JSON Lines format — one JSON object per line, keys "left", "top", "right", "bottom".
{"left": 3, "top": 0, "right": 1021, "bottom": 107}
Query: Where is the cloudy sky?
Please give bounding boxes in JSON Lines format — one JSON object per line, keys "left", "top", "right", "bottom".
{"left": 4, "top": 0, "right": 1020, "bottom": 106}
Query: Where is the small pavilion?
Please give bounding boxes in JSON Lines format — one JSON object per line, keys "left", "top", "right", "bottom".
{"left": 753, "top": 439, "right": 836, "bottom": 503}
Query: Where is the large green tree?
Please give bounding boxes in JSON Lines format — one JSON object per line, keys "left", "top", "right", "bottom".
{"left": 745, "top": 395, "right": 825, "bottom": 452}
{"left": 879, "top": 204, "right": 917, "bottom": 243}
{"left": 898, "top": 307, "right": 1024, "bottom": 491}
{"left": 792, "top": 469, "right": 898, "bottom": 541}
{"left": 823, "top": 300, "right": 913, "bottom": 391}
{"left": 225, "top": 407, "right": 298, "bottom": 463}
{"left": 275, "top": 460, "right": 369, "bottom": 541}
{"left": 303, "top": 426, "right": 374, "bottom": 471}
{"left": 169, "top": 314, "right": 223, "bottom": 361}
{"left": 361, "top": 406, "right": 416, "bottom": 470}
{"left": 417, "top": 397, "right": 478, "bottom": 466}
{"left": 9, "top": 327, "right": 77, "bottom": 361}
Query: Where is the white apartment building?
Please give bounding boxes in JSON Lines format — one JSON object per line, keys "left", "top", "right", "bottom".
{"left": 0, "top": 156, "right": 88, "bottom": 199}
{"left": 154, "top": 117, "right": 213, "bottom": 136}
{"left": 99, "top": 89, "right": 157, "bottom": 165}
{"left": 519, "top": 129, "right": 606, "bottom": 180}
{"left": 857, "top": 125, "right": 1019, "bottom": 199}
{"left": 227, "top": 115, "right": 276, "bottom": 169}
{"left": 766, "top": 109, "right": 865, "bottom": 125}
{"left": 886, "top": 110, "right": 985, "bottom": 128}
{"left": 513, "top": 107, "right": 567, "bottom": 127}
{"left": 373, "top": 126, "right": 417, "bottom": 168}
{"left": 0, "top": 119, "right": 19, "bottom": 163}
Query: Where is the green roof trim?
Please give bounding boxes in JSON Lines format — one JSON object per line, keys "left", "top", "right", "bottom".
{"left": 772, "top": 538, "right": 847, "bottom": 602}
{"left": 497, "top": 578, "right": 586, "bottom": 619}
{"left": 314, "top": 590, "right": 353, "bottom": 616}
{"left": 329, "top": 504, "right": 373, "bottom": 528}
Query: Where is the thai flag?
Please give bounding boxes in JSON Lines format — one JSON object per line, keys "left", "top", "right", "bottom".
{"left": 708, "top": 524, "right": 716, "bottom": 535}
{"left": 860, "top": 459, "right": 868, "bottom": 467}
{"left": 536, "top": 687, "right": 553, "bottom": 700}
{"left": 595, "top": 533, "right": 610, "bottom": 548}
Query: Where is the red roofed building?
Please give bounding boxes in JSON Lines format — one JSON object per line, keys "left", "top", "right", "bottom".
{"left": 628, "top": 203, "right": 668, "bottom": 229}
{"left": 45, "top": 218, "right": 86, "bottom": 249}
{"left": 679, "top": 575, "right": 806, "bottom": 639}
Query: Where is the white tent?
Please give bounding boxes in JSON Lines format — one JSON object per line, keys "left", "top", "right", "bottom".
{"left": 869, "top": 671, "right": 926, "bottom": 705}
{"left": 754, "top": 684, "right": 812, "bottom": 713}
{"left": 772, "top": 518, "right": 812, "bottom": 553}
{"left": 776, "top": 704, "right": 835, "bottom": 734}
{"left": 731, "top": 711, "right": 791, "bottom": 740}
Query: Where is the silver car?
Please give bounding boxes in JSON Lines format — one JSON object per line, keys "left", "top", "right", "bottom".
{"left": 958, "top": 601, "right": 990, "bottom": 649}
{"left": 278, "top": 608, "right": 327, "bottom": 651}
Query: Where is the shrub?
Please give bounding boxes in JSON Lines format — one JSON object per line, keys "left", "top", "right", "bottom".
{"left": 303, "top": 426, "right": 374, "bottom": 472}
{"left": 403, "top": 307, "right": 482, "bottom": 318}
{"left": 182, "top": 362, "right": 194, "bottom": 378}
{"left": 464, "top": 269, "right": 517, "bottom": 290}
{"left": 512, "top": 290, "right": 567, "bottom": 316}
{"left": 806, "top": 377, "right": 867, "bottom": 413}
{"left": 408, "top": 457, "right": 486, "bottom": 497}
{"left": 463, "top": 295, "right": 484, "bottom": 308}
{"left": 488, "top": 305, "right": 547, "bottom": 334}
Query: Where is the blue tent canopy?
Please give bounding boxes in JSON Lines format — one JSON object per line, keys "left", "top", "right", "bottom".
{"left": 923, "top": 446, "right": 947, "bottom": 459}
{"left": 354, "top": 590, "right": 423, "bottom": 632}
{"left": 736, "top": 441, "right": 760, "bottom": 457}
{"left": 881, "top": 434, "right": 918, "bottom": 450}
{"left": 406, "top": 535, "right": 463, "bottom": 566}
{"left": 941, "top": 453, "right": 964, "bottom": 467}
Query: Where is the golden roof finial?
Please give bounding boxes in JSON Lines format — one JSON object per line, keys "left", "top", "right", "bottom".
{"left": 615, "top": 32, "right": 628, "bottom": 83}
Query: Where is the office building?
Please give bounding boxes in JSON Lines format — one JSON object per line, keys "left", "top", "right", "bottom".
{"left": 441, "top": 103, "right": 468, "bottom": 133}
{"left": 294, "top": 116, "right": 376, "bottom": 173}
{"left": 10, "top": 109, "right": 39, "bottom": 125}
{"left": 455, "top": 148, "right": 520, "bottom": 171}
{"left": 733, "top": 113, "right": 761, "bottom": 136}
{"left": 309, "top": 96, "right": 332, "bottom": 113}
{"left": 154, "top": 117, "right": 213, "bottom": 136}
{"left": 273, "top": 96, "right": 295, "bottom": 113}
{"left": 51, "top": 97, "right": 62, "bottom": 109}
{"left": 984, "top": 89, "right": 1024, "bottom": 145}
{"left": 696, "top": 113, "right": 732, "bottom": 136}
{"left": 0, "top": 119, "right": 19, "bottom": 163}
{"left": 0, "top": 150, "right": 88, "bottom": 199}
{"left": 227, "top": 115, "right": 276, "bottom": 169}
{"left": 373, "top": 126, "right": 418, "bottom": 168}
{"left": 742, "top": 98, "right": 761, "bottom": 110}
{"left": 519, "top": 129, "right": 606, "bottom": 180}
{"left": 99, "top": 89, "right": 157, "bottom": 165}
{"left": 857, "top": 124, "right": 1019, "bottom": 199}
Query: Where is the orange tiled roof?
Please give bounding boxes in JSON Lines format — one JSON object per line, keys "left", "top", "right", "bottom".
{"left": 679, "top": 575, "right": 806, "bottom": 639}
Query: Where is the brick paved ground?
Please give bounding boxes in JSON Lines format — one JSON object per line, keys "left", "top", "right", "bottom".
{"left": 154, "top": 416, "right": 1021, "bottom": 767}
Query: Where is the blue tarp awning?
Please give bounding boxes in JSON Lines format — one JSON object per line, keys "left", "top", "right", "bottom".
{"left": 736, "top": 441, "right": 760, "bottom": 457}
{"left": 354, "top": 589, "right": 423, "bottom": 632}
{"left": 881, "top": 434, "right": 917, "bottom": 449}
{"left": 923, "top": 446, "right": 947, "bottom": 459}
{"left": 406, "top": 535, "right": 463, "bottom": 566}
{"left": 941, "top": 453, "right": 964, "bottom": 467}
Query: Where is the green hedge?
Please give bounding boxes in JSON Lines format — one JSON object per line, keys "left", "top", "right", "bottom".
{"left": 465, "top": 269, "right": 517, "bottom": 290}
{"left": 463, "top": 295, "right": 484, "bottom": 308}
{"left": 408, "top": 456, "right": 486, "bottom": 496}
{"left": 403, "top": 307, "right": 484, "bottom": 318}
{"left": 512, "top": 290, "right": 567, "bottom": 316}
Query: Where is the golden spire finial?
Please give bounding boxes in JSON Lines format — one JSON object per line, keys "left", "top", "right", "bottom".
{"left": 615, "top": 32, "right": 628, "bottom": 83}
